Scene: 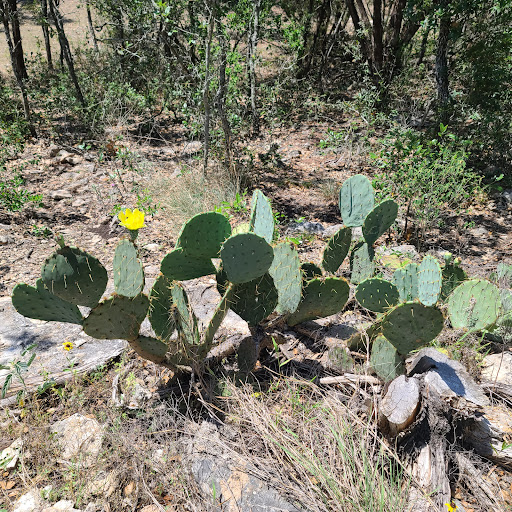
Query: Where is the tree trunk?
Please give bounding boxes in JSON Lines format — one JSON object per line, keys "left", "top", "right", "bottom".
{"left": 0, "top": 0, "right": 35, "bottom": 136}
{"left": 372, "top": 0, "right": 383, "bottom": 74}
{"left": 248, "top": 0, "right": 261, "bottom": 135}
{"left": 435, "top": 0, "right": 450, "bottom": 123}
{"left": 40, "top": 0, "right": 53, "bottom": 70}
{"left": 7, "top": 0, "right": 28, "bottom": 80}
{"left": 202, "top": 5, "right": 214, "bottom": 177}
{"left": 85, "top": 0, "right": 98, "bottom": 53}
{"left": 48, "top": 0, "right": 86, "bottom": 107}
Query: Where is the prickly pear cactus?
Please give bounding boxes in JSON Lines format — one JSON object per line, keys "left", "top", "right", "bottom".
{"left": 392, "top": 263, "right": 419, "bottom": 302}
{"left": 288, "top": 277, "right": 350, "bottom": 326}
{"left": 113, "top": 239, "right": 144, "bottom": 297}
{"left": 12, "top": 279, "right": 83, "bottom": 325}
{"left": 148, "top": 275, "right": 177, "bottom": 341}
{"left": 447, "top": 279, "right": 501, "bottom": 332}
{"left": 370, "top": 335, "right": 404, "bottom": 381}
{"left": 362, "top": 199, "right": 398, "bottom": 246}
{"left": 381, "top": 302, "right": 444, "bottom": 355}
{"left": 129, "top": 336, "right": 169, "bottom": 365}
{"left": 220, "top": 233, "right": 274, "bottom": 284}
{"left": 339, "top": 174, "right": 375, "bottom": 227}
{"left": 418, "top": 255, "right": 442, "bottom": 307}
{"left": 171, "top": 283, "right": 199, "bottom": 346}
{"left": 41, "top": 245, "right": 107, "bottom": 308}
{"left": 249, "top": 190, "right": 274, "bottom": 243}
{"left": 230, "top": 273, "right": 278, "bottom": 326}
{"left": 350, "top": 242, "right": 375, "bottom": 284}
{"left": 176, "top": 212, "right": 231, "bottom": 258}
{"left": 440, "top": 255, "right": 466, "bottom": 301}
{"left": 237, "top": 337, "right": 258, "bottom": 374}
{"left": 301, "top": 262, "right": 323, "bottom": 281}
{"left": 322, "top": 227, "right": 351, "bottom": 274}
{"left": 269, "top": 242, "right": 302, "bottom": 314}
{"left": 160, "top": 248, "right": 216, "bottom": 281}
{"left": 496, "top": 262, "right": 512, "bottom": 288}
{"left": 355, "top": 278, "right": 400, "bottom": 313}
{"left": 83, "top": 294, "right": 150, "bottom": 341}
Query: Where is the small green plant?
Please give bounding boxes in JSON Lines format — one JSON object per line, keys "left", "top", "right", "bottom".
{"left": 31, "top": 224, "right": 53, "bottom": 238}
{"left": 0, "top": 173, "right": 43, "bottom": 212}
{"left": 214, "top": 189, "right": 249, "bottom": 218}
{"left": 0, "top": 343, "right": 37, "bottom": 402}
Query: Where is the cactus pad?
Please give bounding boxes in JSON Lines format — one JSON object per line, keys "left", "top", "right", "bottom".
{"left": 497, "top": 262, "right": 512, "bottom": 287}
{"left": 440, "top": 261, "right": 466, "bottom": 301}
{"left": 339, "top": 174, "right": 375, "bottom": 227}
{"left": 41, "top": 246, "right": 107, "bottom": 308}
{"left": 322, "top": 227, "right": 351, "bottom": 274}
{"left": 350, "top": 242, "right": 375, "bottom": 284}
{"left": 237, "top": 337, "right": 258, "bottom": 374}
{"left": 12, "top": 279, "right": 83, "bottom": 325}
{"left": 269, "top": 242, "right": 302, "bottom": 314}
{"left": 148, "top": 275, "right": 176, "bottom": 340}
{"left": 418, "top": 255, "right": 442, "bottom": 306}
{"left": 129, "top": 336, "right": 168, "bottom": 364}
{"left": 231, "top": 273, "right": 278, "bottom": 326}
{"left": 392, "top": 263, "right": 419, "bottom": 302}
{"left": 160, "top": 248, "right": 216, "bottom": 281}
{"left": 362, "top": 199, "right": 398, "bottom": 246}
{"left": 113, "top": 239, "right": 144, "bottom": 297}
{"left": 171, "top": 283, "right": 199, "bottom": 345}
{"left": 249, "top": 190, "right": 274, "bottom": 243}
{"left": 381, "top": 302, "right": 444, "bottom": 355}
{"left": 447, "top": 279, "right": 501, "bottom": 332}
{"left": 288, "top": 277, "right": 350, "bottom": 326}
{"left": 176, "top": 212, "right": 232, "bottom": 258}
{"left": 355, "top": 278, "right": 400, "bottom": 313}
{"left": 83, "top": 294, "right": 149, "bottom": 341}
{"left": 203, "top": 284, "right": 234, "bottom": 346}
{"left": 370, "top": 335, "right": 404, "bottom": 381}
{"left": 220, "top": 233, "right": 274, "bottom": 284}
{"left": 301, "top": 262, "right": 323, "bottom": 281}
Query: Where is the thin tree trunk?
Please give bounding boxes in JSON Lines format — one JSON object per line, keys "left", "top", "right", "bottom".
{"left": 85, "top": 0, "right": 98, "bottom": 53}
{"left": 0, "top": 0, "right": 35, "bottom": 135}
{"left": 435, "top": 0, "right": 450, "bottom": 123}
{"left": 248, "top": 0, "right": 261, "bottom": 135}
{"left": 202, "top": 5, "right": 214, "bottom": 177}
{"left": 48, "top": 0, "right": 86, "bottom": 107}
{"left": 40, "top": 0, "right": 53, "bottom": 70}
{"left": 7, "top": 0, "right": 28, "bottom": 80}
{"left": 372, "top": 0, "right": 383, "bottom": 73}
{"left": 417, "top": 23, "right": 430, "bottom": 65}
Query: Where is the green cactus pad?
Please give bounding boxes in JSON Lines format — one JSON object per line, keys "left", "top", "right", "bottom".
{"left": 176, "top": 212, "right": 232, "bottom": 258}
{"left": 220, "top": 233, "right": 274, "bottom": 284}
{"left": 418, "top": 255, "right": 442, "bottom": 307}
{"left": 171, "top": 283, "right": 199, "bottom": 345}
{"left": 230, "top": 273, "right": 278, "bottom": 326}
{"left": 288, "top": 277, "right": 350, "bottom": 326}
{"left": 160, "top": 248, "right": 216, "bottom": 281}
{"left": 203, "top": 284, "right": 235, "bottom": 346}
{"left": 447, "top": 279, "right": 501, "bottom": 332}
{"left": 249, "top": 189, "right": 274, "bottom": 243}
{"left": 148, "top": 275, "right": 177, "bottom": 340}
{"left": 339, "top": 174, "right": 375, "bottom": 227}
{"left": 322, "top": 227, "right": 351, "bottom": 274}
{"left": 362, "top": 199, "right": 398, "bottom": 246}
{"left": 381, "top": 302, "right": 444, "bottom": 355}
{"left": 41, "top": 246, "right": 108, "bottom": 308}
{"left": 350, "top": 242, "right": 375, "bottom": 284}
{"left": 392, "top": 263, "right": 419, "bottom": 302}
{"left": 370, "top": 335, "right": 404, "bottom": 381}
{"left": 355, "top": 278, "right": 400, "bottom": 313}
{"left": 497, "top": 262, "right": 512, "bottom": 287}
{"left": 269, "top": 242, "right": 302, "bottom": 314}
{"left": 83, "top": 294, "right": 149, "bottom": 341}
{"left": 113, "top": 239, "right": 144, "bottom": 297}
{"left": 440, "top": 261, "right": 466, "bottom": 301}
{"left": 12, "top": 279, "right": 83, "bottom": 325}
{"left": 129, "top": 336, "right": 168, "bottom": 364}
{"left": 301, "top": 262, "right": 323, "bottom": 281}
{"left": 237, "top": 336, "right": 258, "bottom": 374}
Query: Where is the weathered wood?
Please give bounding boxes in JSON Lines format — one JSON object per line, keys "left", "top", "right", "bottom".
{"left": 379, "top": 375, "right": 420, "bottom": 436}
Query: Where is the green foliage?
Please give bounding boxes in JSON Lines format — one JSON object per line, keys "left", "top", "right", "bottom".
{"left": 0, "top": 173, "right": 42, "bottom": 212}
{"left": 371, "top": 127, "right": 481, "bottom": 232}
{"left": 0, "top": 343, "right": 37, "bottom": 402}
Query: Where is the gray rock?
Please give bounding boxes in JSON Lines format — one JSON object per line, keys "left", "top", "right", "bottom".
{"left": 0, "top": 234, "right": 13, "bottom": 245}
{"left": 285, "top": 221, "right": 324, "bottom": 236}
{"left": 322, "top": 224, "right": 344, "bottom": 239}
{"left": 501, "top": 189, "right": 512, "bottom": 204}
{"left": 481, "top": 352, "right": 512, "bottom": 385}
{"left": 50, "top": 190, "right": 73, "bottom": 201}
{"left": 0, "top": 297, "right": 126, "bottom": 406}
{"left": 42, "top": 500, "right": 81, "bottom": 512}
{"left": 49, "top": 144, "right": 61, "bottom": 158}
{"left": 469, "top": 226, "right": 488, "bottom": 237}
{"left": 143, "top": 243, "right": 160, "bottom": 252}
{"left": 375, "top": 244, "right": 419, "bottom": 261}
{"left": 187, "top": 422, "right": 304, "bottom": 512}
{"left": 51, "top": 413, "right": 103, "bottom": 467}
{"left": 12, "top": 489, "right": 44, "bottom": 512}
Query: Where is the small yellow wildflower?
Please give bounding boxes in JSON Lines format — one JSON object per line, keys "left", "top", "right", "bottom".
{"left": 118, "top": 208, "right": 145, "bottom": 231}
{"left": 445, "top": 503, "right": 457, "bottom": 512}
{"left": 63, "top": 341, "right": 73, "bottom": 351}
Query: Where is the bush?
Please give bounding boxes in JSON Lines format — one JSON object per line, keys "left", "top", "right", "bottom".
{"left": 371, "top": 125, "right": 482, "bottom": 234}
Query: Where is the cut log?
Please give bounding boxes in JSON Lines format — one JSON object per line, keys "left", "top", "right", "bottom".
{"left": 379, "top": 375, "right": 420, "bottom": 436}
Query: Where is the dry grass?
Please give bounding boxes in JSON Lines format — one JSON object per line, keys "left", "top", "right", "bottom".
{"left": 219, "top": 377, "right": 410, "bottom": 512}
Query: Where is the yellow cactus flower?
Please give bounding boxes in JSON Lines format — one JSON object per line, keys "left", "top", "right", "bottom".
{"left": 63, "top": 341, "right": 73, "bottom": 351}
{"left": 119, "top": 208, "right": 145, "bottom": 231}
